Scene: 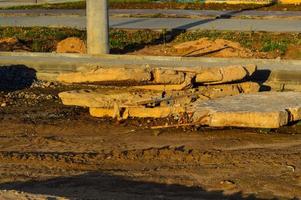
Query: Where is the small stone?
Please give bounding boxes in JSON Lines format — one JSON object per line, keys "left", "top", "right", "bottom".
{"left": 153, "top": 68, "right": 185, "bottom": 84}
{"left": 287, "top": 165, "right": 296, "bottom": 172}
{"left": 1, "top": 102, "right": 6, "bottom": 107}
{"left": 220, "top": 180, "right": 236, "bottom": 190}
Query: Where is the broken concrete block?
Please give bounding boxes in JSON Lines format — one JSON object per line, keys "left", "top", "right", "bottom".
{"left": 208, "top": 111, "right": 288, "bottom": 129}
{"left": 89, "top": 107, "right": 115, "bottom": 118}
{"left": 197, "top": 82, "right": 260, "bottom": 99}
{"left": 189, "top": 92, "right": 301, "bottom": 128}
{"left": 126, "top": 106, "right": 185, "bottom": 118}
{"left": 57, "top": 67, "right": 151, "bottom": 84}
{"left": 153, "top": 68, "right": 185, "bottom": 84}
{"left": 59, "top": 89, "right": 163, "bottom": 108}
{"left": 195, "top": 65, "right": 256, "bottom": 84}
{"left": 133, "top": 72, "right": 194, "bottom": 91}
{"left": 90, "top": 106, "right": 185, "bottom": 119}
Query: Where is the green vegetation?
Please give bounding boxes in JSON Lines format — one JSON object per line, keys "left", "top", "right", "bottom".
{"left": 0, "top": 27, "right": 84, "bottom": 51}
{"left": 0, "top": 27, "right": 162, "bottom": 52}
{"left": 261, "top": 40, "right": 289, "bottom": 55}
{"left": 0, "top": 27, "right": 300, "bottom": 57}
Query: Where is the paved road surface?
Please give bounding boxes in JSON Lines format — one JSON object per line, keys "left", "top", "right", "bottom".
{"left": 0, "top": 15, "right": 300, "bottom": 32}
{"left": 1, "top": 9, "right": 301, "bottom": 19}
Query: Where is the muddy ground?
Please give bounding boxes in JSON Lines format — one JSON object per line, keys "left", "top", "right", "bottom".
{"left": 0, "top": 80, "right": 300, "bottom": 199}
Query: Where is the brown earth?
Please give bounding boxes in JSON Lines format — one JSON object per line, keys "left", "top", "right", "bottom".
{"left": 284, "top": 44, "right": 301, "bottom": 59}
{"left": 0, "top": 78, "right": 301, "bottom": 199}
{"left": 0, "top": 37, "right": 30, "bottom": 52}
{"left": 130, "top": 38, "right": 271, "bottom": 59}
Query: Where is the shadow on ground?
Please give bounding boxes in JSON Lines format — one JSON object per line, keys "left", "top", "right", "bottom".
{"left": 0, "top": 65, "right": 36, "bottom": 91}
{"left": 0, "top": 171, "right": 267, "bottom": 200}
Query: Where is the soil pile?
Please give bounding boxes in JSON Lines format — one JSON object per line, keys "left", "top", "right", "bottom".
{"left": 0, "top": 37, "right": 30, "bottom": 52}
{"left": 56, "top": 37, "right": 86, "bottom": 54}
{"left": 173, "top": 38, "right": 253, "bottom": 58}
{"left": 131, "top": 38, "right": 256, "bottom": 58}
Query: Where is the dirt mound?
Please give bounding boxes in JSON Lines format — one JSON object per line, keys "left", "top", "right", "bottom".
{"left": 0, "top": 37, "right": 30, "bottom": 52}
{"left": 56, "top": 37, "right": 87, "bottom": 54}
{"left": 173, "top": 38, "right": 253, "bottom": 58}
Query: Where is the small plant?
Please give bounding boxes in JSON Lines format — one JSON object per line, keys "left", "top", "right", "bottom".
{"left": 261, "top": 40, "right": 289, "bottom": 55}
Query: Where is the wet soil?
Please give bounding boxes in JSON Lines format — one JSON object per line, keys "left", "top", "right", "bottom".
{"left": 0, "top": 82, "right": 301, "bottom": 199}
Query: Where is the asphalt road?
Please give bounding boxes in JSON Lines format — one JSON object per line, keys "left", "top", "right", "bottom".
{"left": 1, "top": 9, "right": 301, "bottom": 19}
{"left": 0, "top": 15, "right": 301, "bottom": 32}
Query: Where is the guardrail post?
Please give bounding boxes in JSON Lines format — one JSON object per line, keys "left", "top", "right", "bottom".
{"left": 86, "top": 0, "right": 109, "bottom": 54}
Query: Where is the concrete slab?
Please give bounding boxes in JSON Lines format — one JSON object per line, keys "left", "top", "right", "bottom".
{"left": 190, "top": 92, "right": 301, "bottom": 128}
{"left": 57, "top": 67, "right": 151, "bottom": 83}
{"left": 59, "top": 89, "right": 163, "bottom": 108}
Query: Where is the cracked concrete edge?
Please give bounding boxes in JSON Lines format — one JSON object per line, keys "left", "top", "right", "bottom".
{"left": 0, "top": 52, "right": 301, "bottom": 85}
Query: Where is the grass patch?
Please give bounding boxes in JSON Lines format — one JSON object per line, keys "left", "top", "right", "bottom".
{"left": 261, "top": 40, "right": 289, "bottom": 55}
{"left": 0, "top": 27, "right": 162, "bottom": 52}
{"left": 0, "top": 27, "right": 300, "bottom": 57}
{"left": 0, "top": 27, "right": 84, "bottom": 52}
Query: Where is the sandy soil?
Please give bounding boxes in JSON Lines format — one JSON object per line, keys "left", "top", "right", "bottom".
{"left": 0, "top": 81, "right": 300, "bottom": 199}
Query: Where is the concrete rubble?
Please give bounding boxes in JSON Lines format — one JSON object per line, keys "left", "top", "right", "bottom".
{"left": 188, "top": 92, "right": 301, "bottom": 128}
{"left": 57, "top": 64, "right": 256, "bottom": 85}
{"left": 57, "top": 64, "right": 301, "bottom": 128}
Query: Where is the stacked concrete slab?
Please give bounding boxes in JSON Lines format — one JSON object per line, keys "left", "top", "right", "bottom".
{"left": 57, "top": 64, "right": 301, "bottom": 128}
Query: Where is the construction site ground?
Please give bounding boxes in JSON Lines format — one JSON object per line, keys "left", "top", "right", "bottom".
{"left": 0, "top": 83, "right": 300, "bottom": 199}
